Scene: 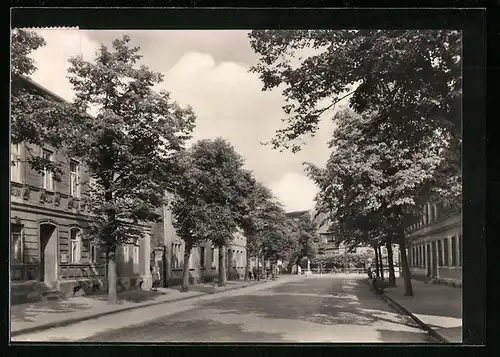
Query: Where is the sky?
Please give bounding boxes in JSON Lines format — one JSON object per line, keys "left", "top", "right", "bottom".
{"left": 27, "top": 29, "right": 344, "bottom": 212}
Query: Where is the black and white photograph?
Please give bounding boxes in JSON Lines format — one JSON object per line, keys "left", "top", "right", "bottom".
{"left": 10, "top": 26, "right": 463, "bottom": 343}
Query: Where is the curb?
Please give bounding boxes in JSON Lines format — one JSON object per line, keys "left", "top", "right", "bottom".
{"left": 368, "top": 282, "right": 449, "bottom": 344}
{"left": 10, "top": 279, "right": 273, "bottom": 338}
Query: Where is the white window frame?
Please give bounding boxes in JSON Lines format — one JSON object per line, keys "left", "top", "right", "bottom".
{"left": 90, "top": 242, "right": 98, "bottom": 263}
{"left": 123, "top": 244, "right": 130, "bottom": 263}
{"left": 69, "top": 228, "right": 82, "bottom": 263}
{"left": 69, "top": 160, "right": 80, "bottom": 198}
{"left": 42, "top": 149, "right": 54, "bottom": 191}
{"left": 11, "top": 143, "right": 21, "bottom": 183}
{"left": 11, "top": 224, "right": 24, "bottom": 263}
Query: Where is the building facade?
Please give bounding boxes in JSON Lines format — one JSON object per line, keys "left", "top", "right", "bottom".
{"left": 10, "top": 76, "right": 152, "bottom": 304}
{"left": 406, "top": 201, "right": 462, "bottom": 285}
{"left": 151, "top": 199, "right": 248, "bottom": 286}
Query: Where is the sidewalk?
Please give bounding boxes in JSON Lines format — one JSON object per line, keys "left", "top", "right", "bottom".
{"left": 10, "top": 278, "right": 271, "bottom": 337}
{"left": 381, "top": 277, "right": 462, "bottom": 343}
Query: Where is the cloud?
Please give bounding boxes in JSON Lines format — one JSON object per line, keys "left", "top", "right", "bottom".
{"left": 25, "top": 29, "right": 338, "bottom": 212}
{"left": 268, "top": 173, "right": 319, "bottom": 212}
{"left": 29, "top": 29, "right": 101, "bottom": 102}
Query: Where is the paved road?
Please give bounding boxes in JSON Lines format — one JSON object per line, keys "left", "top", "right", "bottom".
{"left": 80, "top": 275, "right": 433, "bottom": 343}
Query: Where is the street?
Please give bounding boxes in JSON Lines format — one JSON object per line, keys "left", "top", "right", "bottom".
{"left": 76, "top": 275, "right": 433, "bottom": 343}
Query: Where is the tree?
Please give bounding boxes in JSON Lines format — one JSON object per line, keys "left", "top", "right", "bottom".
{"left": 170, "top": 138, "right": 254, "bottom": 289}
{"left": 305, "top": 109, "right": 452, "bottom": 296}
{"left": 66, "top": 36, "right": 196, "bottom": 303}
{"left": 11, "top": 29, "right": 84, "bottom": 179}
{"left": 237, "top": 182, "right": 278, "bottom": 281}
{"left": 248, "top": 30, "right": 461, "bottom": 157}
{"left": 288, "top": 212, "right": 320, "bottom": 273}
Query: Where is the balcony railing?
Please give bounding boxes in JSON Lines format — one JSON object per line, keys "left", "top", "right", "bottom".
{"left": 59, "top": 263, "right": 107, "bottom": 280}
{"left": 11, "top": 264, "right": 40, "bottom": 281}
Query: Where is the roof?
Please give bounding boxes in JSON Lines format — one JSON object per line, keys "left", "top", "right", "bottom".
{"left": 12, "top": 73, "right": 68, "bottom": 104}
{"left": 285, "top": 210, "right": 310, "bottom": 219}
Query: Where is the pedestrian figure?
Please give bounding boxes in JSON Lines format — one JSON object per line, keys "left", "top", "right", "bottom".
{"left": 151, "top": 265, "right": 161, "bottom": 291}
{"left": 248, "top": 270, "right": 253, "bottom": 281}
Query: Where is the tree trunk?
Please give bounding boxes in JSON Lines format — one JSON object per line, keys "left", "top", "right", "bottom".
{"left": 181, "top": 243, "right": 192, "bottom": 292}
{"left": 162, "top": 245, "right": 168, "bottom": 288}
{"left": 397, "top": 229, "right": 414, "bottom": 296}
{"left": 244, "top": 250, "right": 250, "bottom": 281}
{"left": 261, "top": 255, "right": 266, "bottom": 277}
{"left": 218, "top": 246, "right": 226, "bottom": 287}
{"left": 378, "top": 245, "right": 385, "bottom": 281}
{"left": 107, "top": 250, "right": 118, "bottom": 304}
{"left": 386, "top": 240, "right": 396, "bottom": 286}
{"left": 227, "top": 249, "right": 233, "bottom": 281}
{"left": 373, "top": 245, "right": 380, "bottom": 278}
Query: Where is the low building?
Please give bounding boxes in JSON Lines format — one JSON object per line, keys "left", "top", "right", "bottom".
{"left": 10, "top": 76, "right": 152, "bottom": 304}
{"left": 152, "top": 197, "right": 248, "bottom": 286}
{"left": 407, "top": 200, "right": 462, "bottom": 285}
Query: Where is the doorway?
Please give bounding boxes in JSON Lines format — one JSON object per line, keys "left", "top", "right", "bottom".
{"left": 40, "top": 223, "right": 58, "bottom": 289}
{"left": 431, "top": 241, "right": 437, "bottom": 278}
{"left": 426, "top": 244, "right": 431, "bottom": 277}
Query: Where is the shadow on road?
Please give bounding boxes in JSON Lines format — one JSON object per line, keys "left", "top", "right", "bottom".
{"left": 200, "top": 278, "right": 420, "bottom": 330}
{"left": 83, "top": 317, "right": 286, "bottom": 342}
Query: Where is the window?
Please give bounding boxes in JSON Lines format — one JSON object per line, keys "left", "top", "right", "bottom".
{"left": 11, "top": 144, "right": 21, "bottom": 183}
{"left": 90, "top": 242, "right": 98, "bottom": 263}
{"left": 42, "top": 149, "right": 54, "bottom": 191}
{"left": 133, "top": 245, "right": 140, "bottom": 264}
{"left": 459, "top": 234, "right": 462, "bottom": 266}
{"left": 69, "top": 160, "right": 80, "bottom": 198}
{"left": 11, "top": 224, "right": 24, "bottom": 263}
{"left": 69, "top": 228, "right": 81, "bottom": 263}
{"left": 123, "top": 245, "right": 130, "bottom": 263}
{"left": 200, "top": 246, "right": 205, "bottom": 268}
{"left": 211, "top": 247, "right": 215, "bottom": 265}
{"left": 172, "top": 243, "right": 181, "bottom": 269}
{"left": 443, "top": 238, "right": 449, "bottom": 266}
{"left": 437, "top": 240, "right": 443, "bottom": 266}
{"left": 451, "top": 236, "right": 457, "bottom": 266}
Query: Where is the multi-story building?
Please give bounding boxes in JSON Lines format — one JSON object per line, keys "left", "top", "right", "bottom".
{"left": 406, "top": 200, "right": 462, "bottom": 286}
{"left": 151, "top": 197, "right": 248, "bottom": 286}
{"left": 10, "top": 75, "right": 152, "bottom": 304}
{"left": 290, "top": 209, "right": 399, "bottom": 271}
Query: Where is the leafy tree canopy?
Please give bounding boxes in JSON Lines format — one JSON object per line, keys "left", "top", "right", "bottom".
{"left": 66, "top": 35, "right": 196, "bottom": 252}
{"left": 170, "top": 137, "right": 255, "bottom": 249}
{"left": 249, "top": 29, "right": 461, "bottom": 155}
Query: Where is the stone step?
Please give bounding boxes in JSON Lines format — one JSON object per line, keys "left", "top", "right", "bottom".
{"left": 42, "top": 290, "right": 61, "bottom": 300}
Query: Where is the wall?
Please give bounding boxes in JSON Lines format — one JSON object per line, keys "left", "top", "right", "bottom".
{"left": 408, "top": 212, "right": 462, "bottom": 284}
{"left": 153, "top": 201, "right": 247, "bottom": 286}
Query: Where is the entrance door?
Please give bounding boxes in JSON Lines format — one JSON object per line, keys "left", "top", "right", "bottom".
{"left": 40, "top": 224, "right": 58, "bottom": 289}
{"left": 426, "top": 244, "right": 431, "bottom": 277}
{"left": 431, "top": 241, "right": 437, "bottom": 278}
